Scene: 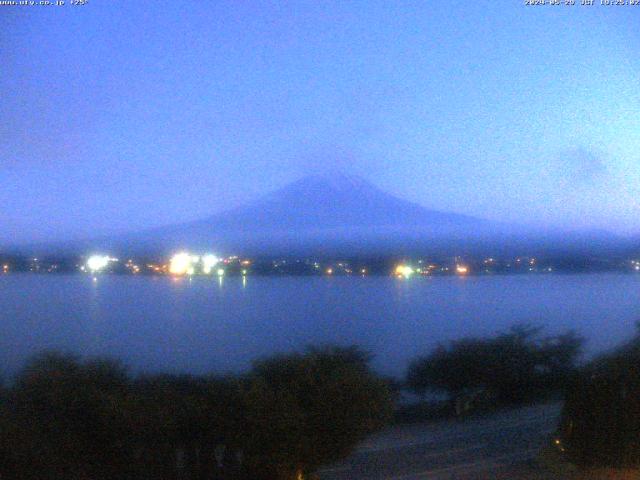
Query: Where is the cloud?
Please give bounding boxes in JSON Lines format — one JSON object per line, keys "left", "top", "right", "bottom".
{"left": 294, "top": 145, "right": 377, "bottom": 178}
{"left": 556, "top": 148, "right": 608, "bottom": 185}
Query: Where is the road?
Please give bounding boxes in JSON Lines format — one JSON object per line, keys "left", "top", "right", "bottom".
{"left": 318, "top": 403, "right": 562, "bottom": 480}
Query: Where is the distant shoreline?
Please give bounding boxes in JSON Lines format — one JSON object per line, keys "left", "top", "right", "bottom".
{"left": 1, "top": 252, "right": 639, "bottom": 277}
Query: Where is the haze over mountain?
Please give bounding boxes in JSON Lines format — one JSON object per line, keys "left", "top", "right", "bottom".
{"left": 118, "top": 173, "right": 495, "bottom": 255}
{"left": 174, "top": 173, "right": 485, "bottom": 231}
{"left": 12, "top": 174, "right": 633, "bottom": 258}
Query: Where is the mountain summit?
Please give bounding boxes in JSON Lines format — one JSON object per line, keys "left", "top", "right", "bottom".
{"left": 202, "top": 173, "right": 484, "bottom": 231}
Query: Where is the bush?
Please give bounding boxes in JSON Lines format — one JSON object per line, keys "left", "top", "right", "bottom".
{"left": 129, "top": 374, "right": 243, "bottom": 479}
{"left": 239, "top": 346, "right": 394, "bottom": 479}
{"left": 407, "top": 325, "right": 583, "bottom": 414}
{"left": 559, "top": 329, "right": 640, "bottom": 468}
{"left": 4, "top": 352, "right": 135, "bottom": 480}
{"left": 0, "top": 346, "right": 393, "bottom": 480}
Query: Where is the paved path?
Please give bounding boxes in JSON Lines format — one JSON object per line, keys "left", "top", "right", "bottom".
{"left": 318, "top": 403, "right": 562, "bottom": 480}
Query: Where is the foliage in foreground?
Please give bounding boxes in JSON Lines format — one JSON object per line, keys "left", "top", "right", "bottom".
{"left": 406, "top": 325, "right": 584, "bottom": 414}
{"left": 559, "top": 325, "right": 640, "bottom": 468}
{"left": 0, "top": 346, "right": 393, "bottom": 480}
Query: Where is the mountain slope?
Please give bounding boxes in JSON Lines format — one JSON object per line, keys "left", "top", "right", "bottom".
{"left": 131, "top": 174, "right": 490, "bottom": 249}
{"left": 188, "top": 174, "right": 484, "bottom": 232}
{"left": 91, "top": 173, "right": 489, "bottom": 255}
{"left": 14, "top": 174, "right": 632, "bottom": 257}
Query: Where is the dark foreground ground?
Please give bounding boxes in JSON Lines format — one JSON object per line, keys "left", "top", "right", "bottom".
{"left": 318, "top": 403, "right": 562, "bottom": 480}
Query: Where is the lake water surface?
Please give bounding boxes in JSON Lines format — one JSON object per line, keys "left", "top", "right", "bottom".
{"left": 1, "top": 273, "right": 639, "bottom": 380}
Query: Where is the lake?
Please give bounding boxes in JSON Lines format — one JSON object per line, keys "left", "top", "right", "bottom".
{"left": 1, "top": 273, "right": 639, "bottom": 380}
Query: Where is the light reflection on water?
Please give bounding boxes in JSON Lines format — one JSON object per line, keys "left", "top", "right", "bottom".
{"left": 0, "top": 273, "right": 639, "bottom": 379}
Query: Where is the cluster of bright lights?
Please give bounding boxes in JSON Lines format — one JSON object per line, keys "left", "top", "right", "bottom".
{"left": 86, "top": 255, "right": 113, "bottom": 273}
{"left": 169, "top": 252, "right": 223, "bottom": 276}
{"left": 202, "top": 254, "right": 220, "bottom": 274}
{"left": 394, "top": 263, "right": 468, "bottom": 277}
{"left": 125, "top": 259, "right": 141, "bottom": 274}
{"left": 456, "top": 265, "right": 469, "bottom": 275}
{"left": 395, "top": 265, "right": 414, "bottom": 277}
{"left": 169, "top": 252, "right": 199, "bottom": 275}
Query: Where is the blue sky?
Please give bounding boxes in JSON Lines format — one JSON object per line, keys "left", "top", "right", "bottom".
{"left": 1, "top": 1, "right": 639, "bottom": 244}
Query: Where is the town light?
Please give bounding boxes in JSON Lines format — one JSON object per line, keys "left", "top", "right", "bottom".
{"left": 456, "top": 265, "right": 469, "bottom": 275}
{"left": 169, "top": 252, "right": 194, "bottom": 275}
{"left": 86, "top": 255, "right": 111, "bottom": 273}
{"left": 202, "top": 254, "right": 219, "bottom": 274}
{"left": 395, "top": 265, "right": 413, "bottom": 277}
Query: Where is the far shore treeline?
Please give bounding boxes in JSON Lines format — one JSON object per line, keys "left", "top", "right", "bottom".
{"left": 1, "top": 251, "right": 639, "bottom": 276}
{"left": 1, "top": 324, "right": 640, "bottom": 479}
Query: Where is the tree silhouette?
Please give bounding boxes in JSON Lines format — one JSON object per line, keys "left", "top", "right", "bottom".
{"left": 5, "top": 352, "right": 135, "bottom": 480}
{"left": 240, "top": 345, "right": 394, "bottom": 479}
{"left": 0, "top": 346, "right": 393, "bottom": 480}
{"left": 407, "top": 325, "right": 583, "bottom": 413}
{"left": 559, "top": 323, "right": 640, "bottom": 468}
